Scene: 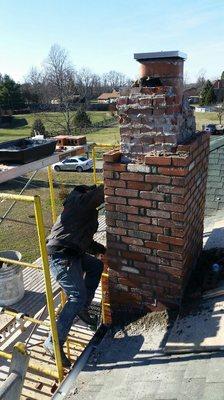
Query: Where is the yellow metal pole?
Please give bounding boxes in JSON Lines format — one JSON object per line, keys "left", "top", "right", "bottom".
{"left": 60, "top": 291, "right": 71, "bottom": 360}
{"left": 47, "top": 165, "right": 57, "bottom": 224}
{"left": 92, "top": 146, "right": 97, "bottom": 185}
{"left": 0, "top": 193, "right": 34, "bottom": 202}
{"left": 33, "top": 195, "right": 64, "bottom": 382}
{"left": 0, "top": 257, "right": 41, "bottom": 270}
{"left": 2, "top": 309, "right": 50, "bottom": 327}
{"left": 0, "top": 349, "right": 58, "bottom": 379}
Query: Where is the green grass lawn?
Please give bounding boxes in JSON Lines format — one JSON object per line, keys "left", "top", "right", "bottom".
{"left": 87, "top": 126, "right": 120, "bottom": 144}
{"left": 195, "top": 112, "right": 219, "bottom": 130}
{"left": 0, "top": 111, "right": 114, "bottom": 143}
{"left": 0, "top": 110, "right": 220, "bottom": 144}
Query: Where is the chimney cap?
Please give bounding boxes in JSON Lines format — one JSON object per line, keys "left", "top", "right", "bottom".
{"left": 134, "top": 51, "right": 187, "bottom": 62}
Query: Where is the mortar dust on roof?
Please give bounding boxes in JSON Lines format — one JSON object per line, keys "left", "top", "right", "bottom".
{"left": 124, "top": 310, "right": 170, "bottom": 335}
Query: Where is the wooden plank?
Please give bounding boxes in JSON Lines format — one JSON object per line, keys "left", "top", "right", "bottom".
{"left": 0, "top": 146, "right": 84, "bottom": 183}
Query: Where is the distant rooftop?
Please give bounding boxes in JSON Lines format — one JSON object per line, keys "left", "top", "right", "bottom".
{"left": 134, "top": 50, "right": 187, "bottom": 61}
{"left": 98, "top": 90, "right": 120, "bottom": 101}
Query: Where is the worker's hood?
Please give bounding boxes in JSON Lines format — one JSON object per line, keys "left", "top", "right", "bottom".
{"left": 62, "top": 185, "right": 97, "bottom": 206}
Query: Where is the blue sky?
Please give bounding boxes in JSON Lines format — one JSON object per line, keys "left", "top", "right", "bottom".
{"left": 0, "top": 0, "right": 223, "bottom": 83}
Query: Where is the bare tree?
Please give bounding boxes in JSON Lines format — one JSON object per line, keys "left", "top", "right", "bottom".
{"left": 76, "top": 68, "right": 102, "bottom": 100}
{"left": 102, "top": 71, "right": 131, "bottom": 91}
{"left": 216, "top": 103, "right": 224, "bottom": 125}
{"left": 43, "top": 44, "right": 78, "bottom": 135}
{"left": 23, "top": 67, "right": 45, "bottom": 104}
{"left": 196, "top": 69, "right": 207, "bottom": 94}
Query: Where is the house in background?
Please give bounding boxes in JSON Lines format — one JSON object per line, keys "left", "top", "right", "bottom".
{"left": 97, "top": 89, "right": 120, "bottom": 103}
{"left": 213, "top": 80, "right": 224, "bottom": 102}
{"left": 184, "top": 85, "right": 201, "bottom": 104}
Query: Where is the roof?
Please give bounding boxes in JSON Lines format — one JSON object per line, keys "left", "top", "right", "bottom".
{"left": 213, "top": 80, "right": 224, "bottom": 89}
{"left": 134, "top": 50, "right": 187, "bottom": 61}
{"left": 64, "top": 303, "right": 224, "bottom": 400}
{"left": 98, "top": 90, "right": 120, "bottom": 100}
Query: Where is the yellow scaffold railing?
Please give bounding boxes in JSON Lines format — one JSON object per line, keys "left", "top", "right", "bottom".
{"left": 0, "top": 147, "right": 113, "bottom": 385}
{"left": 0, "top": 190, "right": 64, "bottom": 382}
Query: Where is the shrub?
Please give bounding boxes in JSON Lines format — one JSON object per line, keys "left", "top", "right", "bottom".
{"left": 31, "top": 118, "right": 46, "bottom": 137}
{"left": 74, "top": 107, "right": 92, "bottom": 132}
{"left": 200, "top": 80, "right": 216, "bottom": 106}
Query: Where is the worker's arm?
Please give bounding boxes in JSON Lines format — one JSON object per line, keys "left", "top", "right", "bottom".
{"left": 87, "top": 240, "right": 106, "bottom": 256}
{"left": 81, "top": 185, "right": 104, "bottom": 209}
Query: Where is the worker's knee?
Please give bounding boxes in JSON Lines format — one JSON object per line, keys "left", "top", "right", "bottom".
{"left": 68, "top": 290, "right": 87, "bottom": 310}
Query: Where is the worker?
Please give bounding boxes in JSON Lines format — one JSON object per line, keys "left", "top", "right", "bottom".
{"left": 44, "top": 184, "right": 106, "bottom": 367}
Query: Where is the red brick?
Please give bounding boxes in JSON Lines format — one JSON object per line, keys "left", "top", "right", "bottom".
{"left": 171, "top": 228, "right": 186, "bottom": 238}
{"left": 172, "top": 212, "right": 185, "bottom": 222}
{"left": 105, "top": 203, "right": 116, "bottom": 212}
{"left": 145, "top": 175, "right": 171, "bottom": 184}
{"left": 146, "top": 209, "right": 170, "bottom": 219}
{"left": 140, "top": 191, "right": 164, "bottom": 201}
{"left": 171, "top": 155, "right": 192, "bottom": 166}
{"left": 172, "top": 195, "right": 188, "bottom": 205}
{"left": 128, "top": 214, "right": 151, "bottom": 224}
{"left": 171, "top": 260, "right": 183, "bottom": 268}
{"left": 145, "top": 241, "right": 169, "bottom": 251}
{"left": 121, "top": 236, "right": 143, "bottom": 246}
{"left": 107, "top": 227, "right": 127, "bottom": 235}
{"left": 158, "top": 202, "right": 185, "bottom": 212}
{"left": 104, "top": 187, "right": 115, "bottom": 195}
{"left": 116, "top": 205, "right": 139, "bottom": 214}
{"left": 127, "top": 181, "right": 153, "bottom": 190}
{"left": 157, "top": 250, "right": 183, "bottom": 260}
{"left": 120, "top": 172, "right": 144, "bottom": 181}
{"left": 108, "top": 242, "right": 127, "bottom": 251}
{"left": 158, "top": 167, "right": 188, "bottom": 176}
{"left": 121, "top": 251, "right": 145, "bottom": 262}
{"left": 139, "top": 224, "right": 163, "bottom": 234}
{"left": 104, "top": 170, "right": 114, "bottom": 179}
{"left": 157, "top": 185, "right": 187, "bottom": 195}
{"left": 158, "top": 235, "right": 184, "bottom": 246}
{"left": 104, "top": 163, "right": 127, "bottom": 172}
{"left": 129, "top": 244, "right": 152, "bottom": 255}
{"left": 158, "top": 218, "right": 183, "bottom": 228}
{"left": 128, "top": 198, "right": 152, "bottom": 207}
{"left": 103, "top": 150, "right": 121, "bottom": 163}
{"left": 117, "top": 97, "right": 128, "bottom": 106}
{"left": 172, "top": 177, "right": 186, "bottom": 186}
{"left": 115, "top": 188, "right": 138, "bottom": 197}
{"left": 116, "top": 220, "right": 139, "bottom": 230}
{"left": 159, "top": 265, "right": 182, "bottom": 278}
{"left": 106, "top": 196, "right": 127, "bottom": 205}
{"left": 145, "top": 155, "right": 172, "bottom": 166}
{"left": 104, "top": 179, "right": 126, "bottom": 188}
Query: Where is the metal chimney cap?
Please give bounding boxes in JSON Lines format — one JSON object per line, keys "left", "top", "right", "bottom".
{"left": 134, "top": 51, "right": 187, "bottom": 61}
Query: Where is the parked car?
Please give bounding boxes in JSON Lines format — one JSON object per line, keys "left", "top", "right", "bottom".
{"left": 204, "top": 124, "right": 217, "bottom": 134}
{"left": 53, "top": 156, "right": 93, "bottom": 172}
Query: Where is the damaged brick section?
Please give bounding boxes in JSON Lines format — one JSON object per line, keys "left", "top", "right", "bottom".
{"left": 103, "top": 51, "right": 210, "bottom": 324}
{"left": 118, "top": 51, "right": 196, "bottom": 162}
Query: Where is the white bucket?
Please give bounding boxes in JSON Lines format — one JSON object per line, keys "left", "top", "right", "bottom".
{"left": 0, "top": 250, "right": 24, "bottom": 306}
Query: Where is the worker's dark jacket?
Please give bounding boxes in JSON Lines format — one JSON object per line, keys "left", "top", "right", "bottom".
{"left": 46, "top": 186, "right": 105, "bottom": 257}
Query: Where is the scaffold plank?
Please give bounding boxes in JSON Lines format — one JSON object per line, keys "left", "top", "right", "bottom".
{"left": 0, "top": 146, "right": 84, "bottom": 183}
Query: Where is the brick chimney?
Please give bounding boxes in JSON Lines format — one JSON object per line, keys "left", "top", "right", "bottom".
{"left": 102, "top": 51, "right": 210, "bottom": 324}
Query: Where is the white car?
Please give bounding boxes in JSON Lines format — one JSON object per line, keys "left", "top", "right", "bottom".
{"left": 54, "top": 156, "right": 93, "bottom": 172}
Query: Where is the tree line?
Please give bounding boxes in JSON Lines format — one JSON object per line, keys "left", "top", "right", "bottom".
{"left": 0, "top": 44, "right": 131, "bottom": 112}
